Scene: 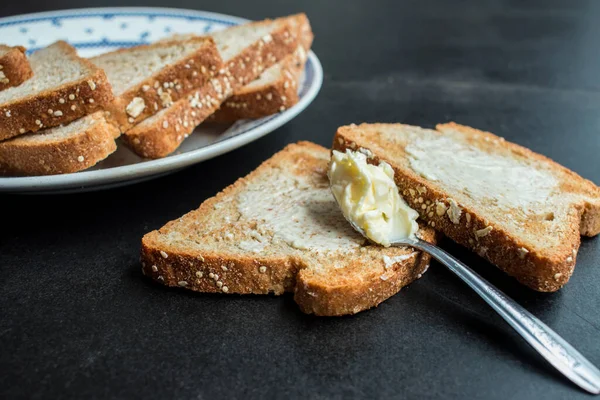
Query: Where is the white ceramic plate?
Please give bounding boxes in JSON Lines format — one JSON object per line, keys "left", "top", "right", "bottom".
{"left": 0, "top": 7, "right": 323, "bottom": 194}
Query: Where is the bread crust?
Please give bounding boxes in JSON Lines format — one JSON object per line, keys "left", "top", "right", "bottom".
{"left": 0, "top": 112, "right": 119, "bottom": 176}
{"left": 0, "top": 45, "right": 33, "bottom": 91}
{"left": 140, "top": 141, "right": 437, "bottom": 316}
{"left": 210, "top": 15, "right": 313, "bottom": 123}
{"left": 0, "top": 42, "right": 113, "bottom": 141}
{"left": 209, "top": 47, "right": 308, "bottom": 123}
{"left": 93, "top": 37, "right": 223, "bottom": 131}
{"left": 122, "top": 76, "right": 226, "bottom": 159}
{"left": 333, "top": 123, "right": 600, "bottom": 292}
{"left": 294, "top": 229, "right": 436, "bottom": 316}
{"left": 123, "top": 17, "right": 302, "bottom": 158}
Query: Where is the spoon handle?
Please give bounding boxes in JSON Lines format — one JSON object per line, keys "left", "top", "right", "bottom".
{"left": 407, "top": 238, "right": 600, "bottom": 394}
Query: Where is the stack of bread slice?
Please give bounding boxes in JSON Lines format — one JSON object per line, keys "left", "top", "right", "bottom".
{"left": 332, "top": 123, "right": 600, "bottom": 292}
{"left": 0, "top": 13, "right": 313, "bottom": 175}
{"left": 123, "top": 13, "right": 312, "bottom": 158}
{"left": 0, "top": 41, "right": 116, "bottom": 175}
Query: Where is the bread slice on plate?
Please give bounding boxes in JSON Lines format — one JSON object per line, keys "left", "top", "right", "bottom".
{"left": 210, "top": 16, "right": 313, "bottom": 122}
{"left": 0, "top": 45, "right": 33, "bottom": 91}
{"left": 209, "top": 44, "right": 309, "bottom": 122}
{"left": 0, "top": 41, "right": 113, "bottom": 141}
{"left": 91, "top": 37, "right": 221, "bottom": 131}
{"left": 0, "top": 111, "right": 119, "bottom": 176}
{"left": 333, "top": 122, "right": 600, "bottom": 292}
{"left": 122, "top": 14, "right": 309, "bottom": 159}
{"left": 140, "top": 141, "right": 437, "bottom": 316}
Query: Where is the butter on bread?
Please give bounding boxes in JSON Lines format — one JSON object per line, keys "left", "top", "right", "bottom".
{"left": 140, "top": 142, "right": 437, "bottom": 316}
{"left": 0, "top": 45, "right": 33, "bottom": 91}
{"left": 333, "top": 122, "right": 600, "bottom": 292}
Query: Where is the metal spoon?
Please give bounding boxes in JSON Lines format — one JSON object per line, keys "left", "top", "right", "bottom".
{"left": 338, "top": 208, "right": 600, "bottom": 394}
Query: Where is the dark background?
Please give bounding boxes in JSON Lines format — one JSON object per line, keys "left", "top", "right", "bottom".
{"left": 1, "top": 1, "right": 599, "bottom": 399}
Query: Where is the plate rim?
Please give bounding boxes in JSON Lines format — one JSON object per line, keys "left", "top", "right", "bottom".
{"left": 0, "top": 7, "right": 323, "bottom": 193}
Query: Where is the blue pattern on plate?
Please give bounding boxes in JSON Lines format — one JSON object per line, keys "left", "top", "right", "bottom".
{"left": 0, "top": 11, "right": 239, "bottom": 27}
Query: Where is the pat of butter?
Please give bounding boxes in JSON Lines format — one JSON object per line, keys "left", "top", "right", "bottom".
{"left": 328, "top": 149, "right": 419, "bottom": 247}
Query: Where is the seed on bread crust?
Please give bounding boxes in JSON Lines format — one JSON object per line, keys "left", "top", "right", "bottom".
{"left": 126, "top": 97, "right": 146, "bottom": 118}
{"left": 446, "top": 198, "right": 461, "bottom": 224}
{"left": 517, "top": 247, "right": 529, "bottom": 259}
{"left": 475, "top": 226, "right": 493, "bottom": 237}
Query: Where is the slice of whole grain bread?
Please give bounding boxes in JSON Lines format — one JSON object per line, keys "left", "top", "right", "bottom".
{"left": 140, "top": 141, "right": 437, "bottom": 316}
{"left": 209, "top": 43, "right": 309, "bottom": 122}
{"left": 0, "top": 45, "right": 33, "bottom": 91}
{"left": 0, "top": 111, "right": 119, "bottom": 176}
{"left": 333, "top": 122, "right": 600, "bottom": 292}
{"left": 91, "top": 37, "right": 221, "bottom": 131}
{"left": 210, "top": 17, "right": 313, "bottom": 122}
{"left": 122, "top": 14, "right": 309, "bottom": 159}
{"left": 0, "top": 41, "right": 113, "bottom": 141}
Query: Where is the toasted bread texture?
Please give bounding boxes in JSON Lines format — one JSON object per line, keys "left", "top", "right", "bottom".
{"left": 210, "top": 17, "right": 313, "bottom": 122}
{"left": 0, "top": 45, "right": 33, "bottom": 91}
{"left": 209, "top": 44, "right": 309, "bottom": 122}
{"left": 91, "top": 37, "right": 222, "bottom": 131}
{"left": 123, "top": 14, "right": 308, "bottom": 158}
{"left": 333, "top": 123, "right": 600, "bottom": 292}
{"left": 0, "top": 41, "right": 113, "bottom": 141}
{"left": 140, "top": 142, "right": 437, "bottom": 316}
{"left": 122, "top": 75, "right": 227, "bottom": 159}
{"left": 0, "top": 112, "right": 119, "bottom": 176}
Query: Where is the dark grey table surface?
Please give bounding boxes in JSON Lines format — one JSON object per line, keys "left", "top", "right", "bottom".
{"left": 1, "top": 1, "right": 599, "bottom": 399}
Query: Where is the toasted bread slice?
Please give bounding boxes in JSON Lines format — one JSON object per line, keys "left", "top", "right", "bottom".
{"left": 210, "top": 18, "right": 312, "bottom": 122}
{"left": 0, "top": 112, "right": 119, "bottom": 176}
{"left": 122, "top": 75, "right": 228, "bottom": 158}
{"left": 91, "top": 37, "right": 221, "bottom": 131}
{"left": 122, "top": 14, "right": 309, "bottom": 159}
{"left": 0, "top": 41, "right": 113, "bottom": 141}
{"left": 209, "top": 44, "right": 309, "bottom": 122}
{"left": 0, "top": 45, "right": 33, "bottom": 91}
{"left": 333, "top": 123, "right": 600, "bottom": 292}
{"left": 140, "top": 142, "right": 437, "bottom": 316}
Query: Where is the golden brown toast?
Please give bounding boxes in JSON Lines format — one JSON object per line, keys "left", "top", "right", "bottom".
{"left": 209, "top": 19, "right": 313, "bottom": 123}
{"left": 91, "top": 37, "right": 221, "bottom": 131}
{"left": 123, "top": 14, "right": 309, "bottom": 158}
{"left": 0, "top": 112, "right": 119, "bottom": 176}
{"left": 0, "top": 41, "right": 113, "bottom": 141}
{"left": 140, "top": 142, "right": 437, "bottom": 316}
{"left": 333, "top": 122, "right": 600, "bottom": 292}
